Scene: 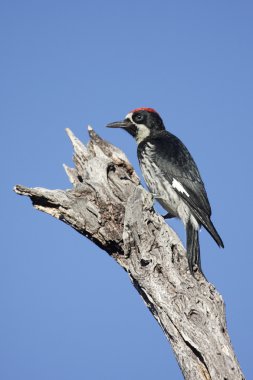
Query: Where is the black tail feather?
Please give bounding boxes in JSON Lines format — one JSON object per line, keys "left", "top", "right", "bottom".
{"left": 186, "top": 222, "right": 202, "bottom": 275}
{"left": 204, "top": 218, "right": 224, "bottom": 248}
{"left": 179, "top": 198, "right": 224, "bottom": 249}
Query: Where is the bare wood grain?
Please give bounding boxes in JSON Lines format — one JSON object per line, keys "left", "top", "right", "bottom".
{"left": 14, "top": 127, "right": 244, "bottom": 380}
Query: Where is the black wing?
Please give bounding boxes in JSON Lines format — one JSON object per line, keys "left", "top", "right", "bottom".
{"left": 138, "top": 130, "right": 211, "bottom": 217}
{"left": 138, "top": 131, "right": 224, "bottom": 248}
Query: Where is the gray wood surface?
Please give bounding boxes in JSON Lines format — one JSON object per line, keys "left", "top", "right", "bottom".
{"left": 14, "top": 127, "right": 244, "bottom": 380}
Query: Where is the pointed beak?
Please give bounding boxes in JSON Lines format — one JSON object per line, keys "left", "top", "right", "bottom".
{"left": 106, "top": 119, "right": 133, "bottom": 129}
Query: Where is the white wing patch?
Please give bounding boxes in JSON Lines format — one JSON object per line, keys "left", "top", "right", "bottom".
{"left": 172, "top": 178, "right": 190, "bottom": 197}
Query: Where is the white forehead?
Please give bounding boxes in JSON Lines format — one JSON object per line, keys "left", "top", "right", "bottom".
{"left": 125, "top": 112, "right": 133, "bottom": 120}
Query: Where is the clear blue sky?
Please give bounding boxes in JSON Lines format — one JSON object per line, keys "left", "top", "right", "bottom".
{"left": 1, "top": 1, "right": 252, "bottom": 379}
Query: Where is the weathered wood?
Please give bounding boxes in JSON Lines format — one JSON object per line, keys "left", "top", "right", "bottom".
{"left": 14, "top": 127, "right": 245, "bottom": 380}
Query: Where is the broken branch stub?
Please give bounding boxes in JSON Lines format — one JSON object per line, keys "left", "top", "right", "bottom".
{"left": 14, "top": 127, "right": 244, "bottom": 380}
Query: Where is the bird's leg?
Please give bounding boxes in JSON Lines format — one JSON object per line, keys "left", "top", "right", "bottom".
{"left": 163, "top": 212, "right": 175, "bottom": 219}
{"left": 150, "top": 193, "right": 176, "bottom": 219}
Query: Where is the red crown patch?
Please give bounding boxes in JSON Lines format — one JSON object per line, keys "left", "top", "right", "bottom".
{"left": 130, "top": 107, "right": 158, "bottom": 114}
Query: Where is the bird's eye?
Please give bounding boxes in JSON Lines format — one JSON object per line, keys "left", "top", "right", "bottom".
{"left": 134, "top": 113, "right": 144, "bottom": 123}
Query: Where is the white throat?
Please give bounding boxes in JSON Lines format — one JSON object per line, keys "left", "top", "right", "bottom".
{"left": 125, "top": 112, "right": 150, "bottom": 144}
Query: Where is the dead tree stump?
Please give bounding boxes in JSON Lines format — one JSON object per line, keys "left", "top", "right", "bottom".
{"left": 14, "top": 127, "right": 244, "bottom": 380}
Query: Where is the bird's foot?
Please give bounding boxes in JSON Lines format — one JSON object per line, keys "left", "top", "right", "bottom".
{"left": 150, "top": 192, "right": 160, "bottom": 198}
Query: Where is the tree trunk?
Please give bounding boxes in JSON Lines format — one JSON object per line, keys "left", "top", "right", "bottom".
{"left": 14, "top": 127, "right": 245, "bottom": 380}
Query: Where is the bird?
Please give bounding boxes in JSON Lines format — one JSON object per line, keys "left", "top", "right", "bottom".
{"left": 106, "top": 107, "right": 224, "bottom": 275}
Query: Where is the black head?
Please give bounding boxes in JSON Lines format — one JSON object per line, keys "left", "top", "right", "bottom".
{"left": 106, "top": 107, "right": 165, "bottom": 143}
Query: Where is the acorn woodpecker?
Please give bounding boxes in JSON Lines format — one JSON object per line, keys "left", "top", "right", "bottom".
{"left": 106, "top": 107, "right": 224, "bottom": 275}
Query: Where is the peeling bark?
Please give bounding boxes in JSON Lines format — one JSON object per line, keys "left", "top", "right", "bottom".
{"left": 14, "top": 127, "right": 245, "bottom": 380}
